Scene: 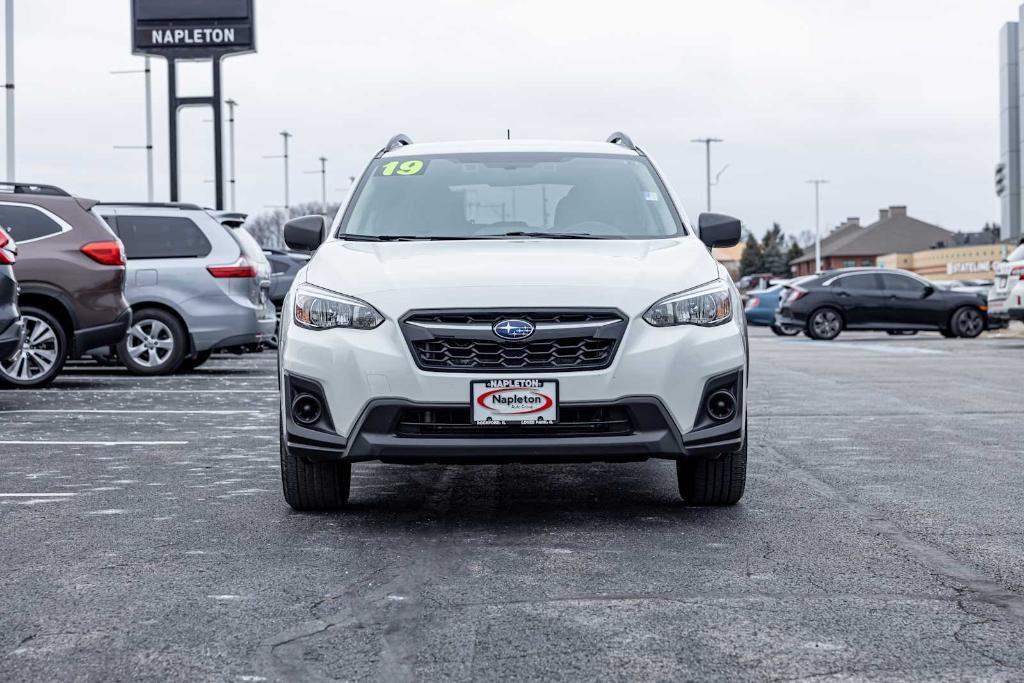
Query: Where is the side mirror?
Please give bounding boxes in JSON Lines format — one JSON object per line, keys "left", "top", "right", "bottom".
{"left": 284, "top": 215, "right": 326, "bottom": 252}
{"left": 922, "top": 285, "right": 935, "bottom": 298}
{"left": 698, "top": 213, "right": 742, "bottom": 249}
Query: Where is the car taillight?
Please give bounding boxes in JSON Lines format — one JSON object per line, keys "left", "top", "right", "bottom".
{"left": 747, "top": 296, "right": 760, "bottom": 309}
{"left": 81, "top": 240, "right": 125, "bottom": 266}
{"left": 208, "top": 257, "right": 257, "bottom": 278}
{"left": 0, "top": 229, "right": 14, "bottom": 265}
{"left": 1012, "top": 266, "right": 1024, "bottom": 280}
{"left": 788, "top": 287, "right": 808, "bottom": 302}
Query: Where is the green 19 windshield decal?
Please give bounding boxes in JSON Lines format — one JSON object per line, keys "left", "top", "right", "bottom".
{"left": 378, "top": 159, "right": 428, "bottom": 176}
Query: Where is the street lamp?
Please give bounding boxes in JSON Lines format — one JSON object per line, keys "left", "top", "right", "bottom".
{"left": 264, "top": 130, "right": 292, "bottom": 210}
{"left": 111, "top": 57, "right": 155, "bottom": 201}
{"left": 691, "top": 137, "right": 724, "bottom": 212}
{"left": 225, "top": 99, "right": 238, "bottom": 211}
{"left": 807, "top": 179, "right": 829, "bottom": 273}
{"left": 304, "top": 156, "right": 327, "bottom": 206}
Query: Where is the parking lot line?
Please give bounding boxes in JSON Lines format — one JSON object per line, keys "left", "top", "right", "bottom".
{"left": 0, "top": 389, "right": 277, "bottom": 394}
{"left": 0, "top": 493, "right": 77, "bottom": 497}
{"left": 0, "top": 410, "right": 266, "bottom": 415}
{"left": 0, "top": 440, "right": 189, "bottom": 446}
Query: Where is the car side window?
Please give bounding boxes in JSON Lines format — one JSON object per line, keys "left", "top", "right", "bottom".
{"left": 116, "top": 216, "right": 213, "bottom": 259}
{"left": 881, "top": 273, "right": 926, "bottom": 293}
{"left": 269, "top": 257, "right": 290, "bottom": 274}
{"left": 834, "top": 273, "right": 883, "bottom": 290}
{"left": 0, "top": 204, "right": 66, "bottom": 242}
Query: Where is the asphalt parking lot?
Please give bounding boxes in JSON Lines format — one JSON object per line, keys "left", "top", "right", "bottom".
{"left": 3, "top": 327, "right": 1024, "bottom": 681}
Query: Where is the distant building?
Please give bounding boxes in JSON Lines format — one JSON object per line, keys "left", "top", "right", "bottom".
{"left": 712, "top": 242, "right": 744, "bottom": 281}
{"left": 789, "top": 207, "right": 954, "bottom": 276}
{"left": 878, "top": 244, "right": 1012, "bottom": 281}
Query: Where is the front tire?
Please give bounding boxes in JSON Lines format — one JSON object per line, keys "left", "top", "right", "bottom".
{"left": 807, "top": 308, "right": 843, "bottom": 340}
{"left": 117, "top": 309, "right": 187, "bottom": 375}
{"left": 280, "top": 419, "right": 351, "bottom": 511}
{"left": 950, "top": 307, "right": 984, "bottom": 339}
{"left": 0, "top": 307, "right": 68, "bottom": 389}
{"left": 771, "top": 323, "right": 799, "bottom": 337}
{"left": 677, "top": 438, "right": 747, "bottom": 506}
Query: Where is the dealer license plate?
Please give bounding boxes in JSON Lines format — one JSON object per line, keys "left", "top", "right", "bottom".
{"left": 471, "top": 379, "right": 559, "bottom": 425}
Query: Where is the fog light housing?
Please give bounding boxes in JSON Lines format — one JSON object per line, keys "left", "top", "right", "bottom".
{"left": 292, "top": 394, "right": 323, "bottom": 426}
{"left": 706, "top": 390, "right": 736, "bottom": 422}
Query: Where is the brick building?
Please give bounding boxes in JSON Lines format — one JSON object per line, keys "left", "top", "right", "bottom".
{"left": 789, "top": 206, "right": 954, "bottom": 276}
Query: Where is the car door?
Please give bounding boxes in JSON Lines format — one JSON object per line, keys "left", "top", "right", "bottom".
{"left": 829, "top": 272, "right": 886, "bottom": 327}
{"left": 879, "top": 273, "right": 943, "bottom": 328}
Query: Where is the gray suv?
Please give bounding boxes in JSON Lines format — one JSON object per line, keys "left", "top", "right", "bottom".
{"left": 95, "top": 203, "right": 276, "bottom": 374}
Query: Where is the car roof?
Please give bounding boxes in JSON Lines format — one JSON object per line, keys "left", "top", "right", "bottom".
{"left": 381, "top": 139, "right": 641, "bottom": 158}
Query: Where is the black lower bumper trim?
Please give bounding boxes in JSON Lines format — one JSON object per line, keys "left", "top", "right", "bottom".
{"left": 0, "top": 316, "right": 25, "bottom": 362}
{"left": 286, "top": 389, "right": 746, "bottom": 465}
{"left": 74, "top": 308, "right": 132, "bottom": 357}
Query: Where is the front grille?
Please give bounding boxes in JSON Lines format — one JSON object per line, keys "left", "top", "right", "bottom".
{"left": 401, "top": 309, "right": 627, "bottom": 373}
{"left": 396, "top": 405, "right": 634, "bottom": 437}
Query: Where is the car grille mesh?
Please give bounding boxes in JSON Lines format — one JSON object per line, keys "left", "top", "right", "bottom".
{"left": 396, "top": 405, "right": 634, "bottom": 437}
{"left": 402, "top": 309, "right": 626, "bottom": 372}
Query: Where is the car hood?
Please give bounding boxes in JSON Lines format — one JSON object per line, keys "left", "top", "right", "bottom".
{"left": 302, "top": 237, "right": 723, "bottom": 317}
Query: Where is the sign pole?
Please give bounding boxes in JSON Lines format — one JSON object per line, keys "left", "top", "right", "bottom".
{"left": 211, "top": 58, "right": 224, "bottom": 210}
{"left": 4, "top": 0, "right": 14, "bottom": 181}
{"left": 167, "top": 57, "right": 179, "bottom": 201}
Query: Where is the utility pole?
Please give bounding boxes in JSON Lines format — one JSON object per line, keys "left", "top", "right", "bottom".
{"left": 807, "top": 179, "right": 829, "bottom": 273}
{"left": 225, "top": 99, "right": 238, "bottom": 211}
{"left": 4, "top": 0, "right": 14, "bottom": 181}
{"left": 111, "top": 58, "right": 155, "bottom": 201}
{"left": 264, "top": 130, "right": 292, "bottom": 210}
{"left": 691, "top": 137, "right": 723, "bottom": 212}
{"left": 305, "top": 156, "right": 327, "bottom": 206}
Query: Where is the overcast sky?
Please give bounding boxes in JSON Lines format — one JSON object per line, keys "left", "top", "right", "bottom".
{"left": 3, "top": 0, "right": 1020, "bottom": 238}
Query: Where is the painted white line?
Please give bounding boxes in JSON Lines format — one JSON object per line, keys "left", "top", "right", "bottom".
{"left": 0, "top": 389, "right": 277, "bottom": 394}
{"left": 0, "top": 493, "right": 76, "bottom": 497}
{"left": 0, "top": 440, "right": 188, "bottom": 446}
{"left": 1, "top": 410, "right": 264, "bottom": 415}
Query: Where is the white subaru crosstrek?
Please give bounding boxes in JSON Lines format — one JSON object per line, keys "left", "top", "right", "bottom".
{"left": 278, "top": 134, "right": 747, "bottom": 511}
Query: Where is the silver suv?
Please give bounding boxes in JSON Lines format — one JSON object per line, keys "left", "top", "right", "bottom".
{"left": 95, "top": 203, "right": 276, "bottom": 374}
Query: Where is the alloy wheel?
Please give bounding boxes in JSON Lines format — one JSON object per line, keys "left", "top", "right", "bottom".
{"left": 811, "top": 310, "right": 841, "bottom": 339}
{"left": 956, "top": 309, "right": 983, "bottom": 338}
{"left": 126, "top": 319, "right": 175, "bottom": 368}
{"left": 0, "top": 314, "right": 60, "bottom": 382}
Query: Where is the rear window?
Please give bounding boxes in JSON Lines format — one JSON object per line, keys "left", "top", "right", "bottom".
{"left": 116, "top": 215, "right": 213, "bottom": 259}
{"left": 1008, "top": 243, "right": 1024, "bottom": 262}
{"left": 0, "top": 203, "right": 67, "bottom": 242}
{"left": 229, "top": 227, "right": 269, "bottom": 265}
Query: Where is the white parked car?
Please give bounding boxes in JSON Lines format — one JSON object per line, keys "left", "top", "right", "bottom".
{"left": 277, "top": 134, "right": 747, "bottom": 510}
{"left": 989, "top": 242, "right": 1024, "bottom": 326}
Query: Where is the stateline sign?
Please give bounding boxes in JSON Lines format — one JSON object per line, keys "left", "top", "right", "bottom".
{"left": 131, "top": 0, "right": 256, "bottom": 58}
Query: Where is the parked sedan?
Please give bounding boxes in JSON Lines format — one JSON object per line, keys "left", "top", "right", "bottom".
{"left": 744, "top": 283, "right": 798, "bottom": 336}
{"left": 776, "top": 267, "right": 989, "bottom": 340}
{"left": 0, "top": 227, "right": 24, "bottom": 362}
{"left": 264, "top": 249, "right": 309, "bottom": 310}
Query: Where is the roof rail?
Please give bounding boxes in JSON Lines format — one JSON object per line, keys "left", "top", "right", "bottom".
{"left": 606, "top": 132, "right": 638, "bottom": 151}
{"left": 379, "top": 133, "right": 413, "bottom": 156}
{"left": 0, "top": 182, "right": 71, "bottom": 197}
{"left": 95, "top": 201, "right": 204, "bottom": 210}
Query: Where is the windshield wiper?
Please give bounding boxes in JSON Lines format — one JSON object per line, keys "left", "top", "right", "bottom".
{"left": 339, "top": 234, "right": 477, "bottom": 242}
{"left": 494, "top": 231, "right": 608, "bottom": 240}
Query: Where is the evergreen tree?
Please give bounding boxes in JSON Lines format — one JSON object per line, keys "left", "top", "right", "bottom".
{"left": 785, "top": 240, "right": 804, "bottom": 272}
{"left": 739, "top": 232, "right": 764, "bottom": 276}
{"left": 759, "top": 224, "right": 790, "bottom": 276}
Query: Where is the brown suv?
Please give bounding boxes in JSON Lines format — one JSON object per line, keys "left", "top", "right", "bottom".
{"left": 0, "top": 183, "right": 131, "bottom": 388}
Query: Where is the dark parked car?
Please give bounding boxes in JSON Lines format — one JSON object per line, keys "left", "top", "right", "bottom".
{"left": 0, "top": 227, "right": 24, "bottom": 362}
{"left": 0, "top": 183, "right": 131, "bottom": 388}
{"left": 264, "top": 248, "right": 308, "bottom": 309}
{"left": 775, "top": 267, "right": 989, "bottom": 340}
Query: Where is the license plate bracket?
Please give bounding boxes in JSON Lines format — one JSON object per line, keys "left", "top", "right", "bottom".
{"left": 471, "top": 379, "right": 559, "bottom": 425}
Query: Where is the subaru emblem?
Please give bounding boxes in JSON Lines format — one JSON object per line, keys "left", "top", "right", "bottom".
{"left": 493, "top": 319, "right": 535, "bottom": 340}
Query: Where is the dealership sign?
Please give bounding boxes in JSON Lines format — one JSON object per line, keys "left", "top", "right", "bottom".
{"left": 132, "top": 0, "right": 255, "bottom": 58}
{"left": 947, "top": 261, "right": 994, "bottom": 275}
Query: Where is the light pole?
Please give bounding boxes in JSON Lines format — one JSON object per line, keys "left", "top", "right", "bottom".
{"left": 807, "top": 179, "right": 829, "bottom": 273}
{"left": 305, "top": 156, "right": 327, "bottom": 206}
{"left": 111, "top": 57, "right": 155, "bottom": 201}
{"left": 264, "top": 130, "right": 292, "bottom": 210}
{"left": 4, "top": 0, "right": 14, "bottom": 181}
{"left": 225, "top": 99, "right": 238, "bottom": 211}
{"left": 691, "top": 137, "right": 723, "bottom": 212}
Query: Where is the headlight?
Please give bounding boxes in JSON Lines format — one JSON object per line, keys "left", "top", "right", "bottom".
{"left": 643, "top": 281, "right": 733, "bottom": 327}
{"left": 293, "top": 283, "right": 384, "bottom": 330}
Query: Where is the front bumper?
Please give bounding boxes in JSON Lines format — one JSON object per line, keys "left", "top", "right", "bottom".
{"left": 280, "top": 312, "right": 747, "bottom": 462}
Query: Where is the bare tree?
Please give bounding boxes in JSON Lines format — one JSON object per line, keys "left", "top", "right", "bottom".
{"left": 243, "top": 201, "right": 342, "bottom": 250}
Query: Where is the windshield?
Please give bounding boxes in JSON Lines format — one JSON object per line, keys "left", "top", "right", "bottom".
{"left": 339, "top": 152, "right": 684, "bottom": 240}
